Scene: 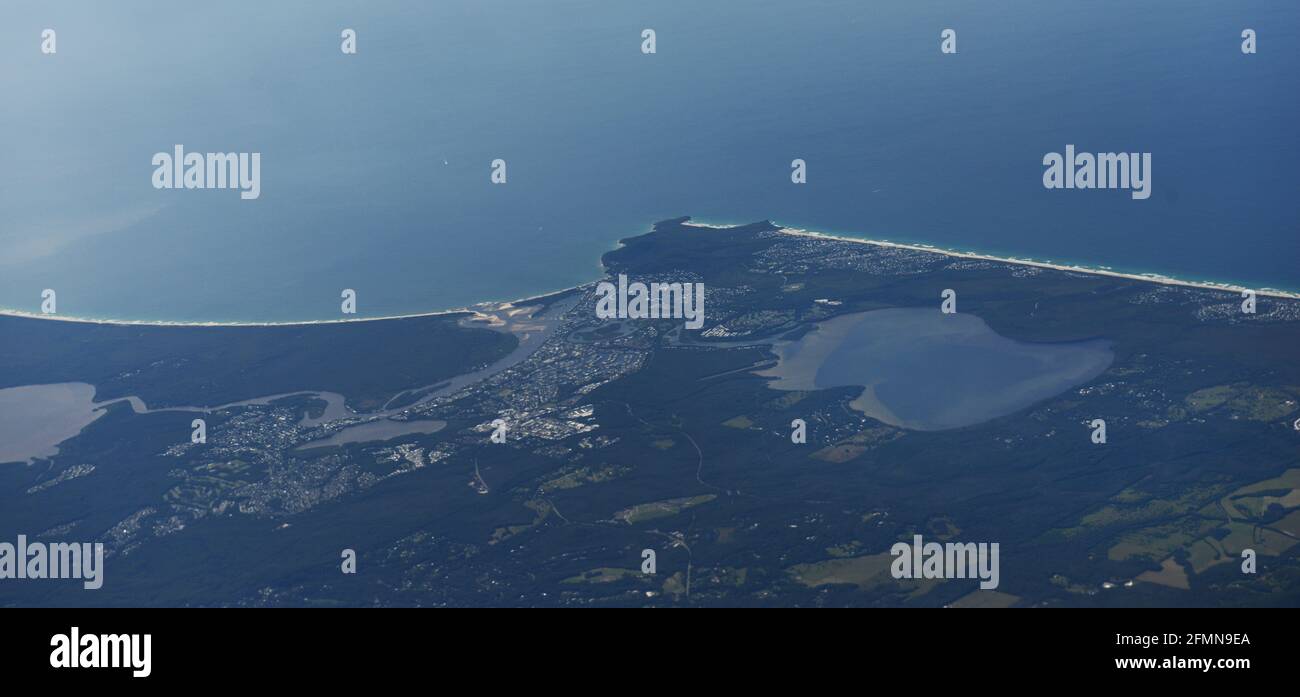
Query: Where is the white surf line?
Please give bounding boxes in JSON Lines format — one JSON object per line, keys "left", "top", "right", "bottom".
{"left": 0, "top": 284, "right": 595, "bottom": 329}
{"left": 46, "top": 297, "right": 576, "bottom": 432}
{"left": 0, "top": 305, "right": 475, "bottom": 327}
{"left": 744, "top": 224, "right": 1300, "bottom": 301}
{"left": 4, "top": 220, "right": 1294, "bottom": 328}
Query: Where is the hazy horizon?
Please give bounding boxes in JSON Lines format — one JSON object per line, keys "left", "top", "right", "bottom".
{"left": 4, "top": 0, "right": 1297, "bottom": 322}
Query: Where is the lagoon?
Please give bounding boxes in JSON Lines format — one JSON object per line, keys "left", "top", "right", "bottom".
{"left": 758, "top": 308, "right": 1113, "bottom": 430}
{"left": 0, "top": 383, "right": 106, "bottom": 465}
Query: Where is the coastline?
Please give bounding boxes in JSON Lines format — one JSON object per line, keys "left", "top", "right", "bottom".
{"left": 2, "top": 218, "right": 1295, "bottom": 329}
{"left": 770, "top": 226, "right": 1300, "bottom": 301}
{"left": 0, "top": 285, "right": 592, "bottom": 329}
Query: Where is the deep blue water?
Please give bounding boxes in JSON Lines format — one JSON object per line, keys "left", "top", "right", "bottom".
{"left": 2, "top": 0, "right": 1296, "bottom": 322}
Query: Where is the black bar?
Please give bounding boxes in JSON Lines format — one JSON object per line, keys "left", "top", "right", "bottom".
{"left": 0, "top": 607, "right": 1285, "bottom": 686}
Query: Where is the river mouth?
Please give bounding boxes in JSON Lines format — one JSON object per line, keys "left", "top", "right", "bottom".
{"left": 756, "top": 308, "right": 1114, "bottom": 430}
{"left": 0, "top": 298, "right": 578, "bottom": 465}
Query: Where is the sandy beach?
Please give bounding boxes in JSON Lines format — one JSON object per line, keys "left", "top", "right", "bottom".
{"left": 2, "top": 218, "right": 1295, "bottom": 329}
{"left": 0, "top": 286, "right": 589, "bottom": 329}
{"left": 765, "top": 225, "right": 1300, "bottom": 301}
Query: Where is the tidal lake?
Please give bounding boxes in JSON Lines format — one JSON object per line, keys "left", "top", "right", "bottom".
{"left": 758, "top": 308, "right": 1114, "bottom": 430}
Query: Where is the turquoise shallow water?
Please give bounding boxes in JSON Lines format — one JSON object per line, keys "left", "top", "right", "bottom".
{"left": 2, "top": 0, "right": 1297, "bottom": 322}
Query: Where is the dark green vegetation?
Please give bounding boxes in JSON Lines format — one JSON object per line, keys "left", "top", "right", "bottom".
{"left": 3, "top": 219, "right": 1299, "bottom": 607}
{"left": 0, "top": 313, "right": 516, "bottom": 410}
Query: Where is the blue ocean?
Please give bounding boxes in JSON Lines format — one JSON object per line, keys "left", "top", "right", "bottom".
{"left": 2, "top": 0, "right": 1296, "bottom": 322}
